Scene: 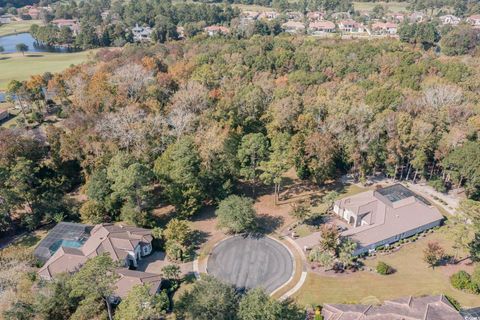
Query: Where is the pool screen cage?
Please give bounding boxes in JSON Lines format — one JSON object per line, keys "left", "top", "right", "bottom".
{"left": 34, "top": 222, "right": 91, "bottom": 263}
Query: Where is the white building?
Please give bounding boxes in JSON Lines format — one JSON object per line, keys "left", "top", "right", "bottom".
{"left": 370, "top": 22, "right": 398, "bottom": 35}
{"left": 338, "top": 19, "right": 366, "bottom": 33}
{"left": 333, "top": 184, "right": 443, "bottom": 255}
{"left": 439, "top": 14, "right": 460, "bottom": 26}
{"left": 132, "top": 24, "right": 153, "bottom": 42}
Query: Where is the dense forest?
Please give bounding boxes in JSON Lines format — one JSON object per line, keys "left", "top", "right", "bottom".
{"left": 1, "top": 35, "right": 479, "bottom": 235}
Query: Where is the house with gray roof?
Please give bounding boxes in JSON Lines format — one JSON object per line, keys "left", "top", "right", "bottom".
{"left": 333, "top": 184, "right": 443, "bottom": 255}
{"left": 322, "top": 295, "right": 463, "bottom": 320}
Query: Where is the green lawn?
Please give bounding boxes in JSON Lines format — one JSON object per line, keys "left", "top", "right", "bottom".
{"left": 295, "top": 228, "right": 480, "bottom": 308}
{"left": 0, "top": 50, "right": 96, "bottom": 90}
{"left": 0, "top": 20, "right": 43, "bottom": 37}
{"left": 353, "top": 1, "right": 409, "bottom": 13}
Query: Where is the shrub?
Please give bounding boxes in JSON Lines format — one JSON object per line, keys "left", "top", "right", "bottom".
{"left": 450, "top": 271, "right": 474, "bottom": 292}
{"left": 376, "top": 261, "right": 394, "bottom": 275}
{"left": 309, "top": 248, "right": 335, "bottom": 269}
{"left": 428, "top": 179, "right": 447, "bottom": 193}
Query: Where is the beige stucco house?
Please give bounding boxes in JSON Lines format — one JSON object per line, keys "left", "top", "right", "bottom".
{"left": 38, "top": 223, "right": 153, "bottom": 280}
{"left": 334, "top": 184, "right": 443, "bottom": 255}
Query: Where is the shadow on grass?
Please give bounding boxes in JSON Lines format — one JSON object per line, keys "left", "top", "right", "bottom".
{"left": 25, "top": 54, "right": 44, "bottom": 58}
{"left": 256, "top": 214, "right": 284, "bottom": 234}
{"left": 190, "top": 230, "right": 210, "bottom": 250}
{"left": 182, "top": 272, "right": 197, "bottom": 284}
{"left": 0, "top": 56, "right": 11, "bottom": 60}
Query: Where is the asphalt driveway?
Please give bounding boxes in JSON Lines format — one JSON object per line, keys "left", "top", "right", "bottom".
{"left": 207, "top": 235, "right": 294, "bottom": 293}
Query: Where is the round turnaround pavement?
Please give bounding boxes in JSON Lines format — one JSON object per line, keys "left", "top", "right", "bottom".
{"left": 206, "top": 235, "right": 294, "bottom": 293}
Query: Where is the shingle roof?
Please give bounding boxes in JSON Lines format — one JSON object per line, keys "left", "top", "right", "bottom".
{"left": 38, "top": 223, "right": 153, "bottom": 279}
{"left": 322, "top": 295, "right": 463, "bottom": 320}
{"left": 114, "top": 268, "right": 163, "bottom": 298}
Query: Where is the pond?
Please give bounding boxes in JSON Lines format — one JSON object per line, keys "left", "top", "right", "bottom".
{"left": 0, "top": 32, "right": 77, "bottom": 54}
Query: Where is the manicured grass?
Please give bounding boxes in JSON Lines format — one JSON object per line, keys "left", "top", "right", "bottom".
{"left": 353, "top": 1, "right": 409, "bottom": 13}
{"left": 0, "top": 50, "right": 96, "bottom": 90}
{"left": 295, "top": 228, "right": 480, "bottom": 308}
{"left": 231, "top": 3, "right": 272, "bottom": 12}
{"left": 0, "top": 20, "right": 43, "bottom": 37}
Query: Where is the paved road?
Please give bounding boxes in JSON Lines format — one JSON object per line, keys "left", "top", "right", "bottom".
{"left": 207, "top": 235, "right": 293, "bottom": 293}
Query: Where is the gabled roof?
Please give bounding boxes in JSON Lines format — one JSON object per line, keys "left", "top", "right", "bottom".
{"left": 322, "top": 295, "right": 463, "bottom": 320}
{"left": 309, "top": 21, "right": 336, "bottom": 30}
{"left": 81, "top": 223, "right": 152, "bottom": 260}
{"left": 38, "top": 246, "right": 88, "bottom": 279}
{"left": 38, "top": 223, "right": 153, "bottom": 279}
{"left": 114, "top": 268, "right": 163, "bottom": 298}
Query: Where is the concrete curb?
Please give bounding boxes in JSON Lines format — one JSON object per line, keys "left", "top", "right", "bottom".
{"left": 192, "top": 257, "right": 200, "bottom": 279}
{"left": 279, "top": 271, "right": 307, "bottom": 301}
{"left": 268, "top": 235, "right": 296, "bottom": 297}
{"left": 278, "top": 236, "right": 308, "bottom": 300}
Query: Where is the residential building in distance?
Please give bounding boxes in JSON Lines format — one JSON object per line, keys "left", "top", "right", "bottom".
{"left": 439, "top": 14, "right": 461, "bottom": 26}
{"left": 410, "top": 11, "right": 426, "bottom": 22}
{"left": 27, "top": 7, "right": 40, "bottom": 19}
{"left": 333, "top": 184, "right": 443, "bottom": 255}
{"left": 204, "top": 25, "right": 230, "bottom": 36}
{"left": 322, "top": 295, "right": 463, "bottom": 320}
{"left": 467, "top": 14, "right": 480, "bottom": 27}
{"left": 52, "top": 19, "right": 81, "bottom": 35}
{"left": 132, "top": 24, "right": 153, "bottom": 42}
{"left": 308, "top": 21, "right": 336, "bottom": 34}
{"left": 306, "top": 11, "right": 324, "bottom": 22}
{"left": 371, "top": 22, "right": 398, "bottom": 35}
{"left": 37, "top": 223, "right": 153, "bottom": 280}
{"left": 285, "top": 11, "right": 303, "bottom": 21}
{"left": 258, "top": 11, "right": 279, "bottom": 21}
{"left": 386, "top": 13, "right": 405, "bottom": 23}
{"left": 338, "top": 19, "right": 366, "bottom": 33}
{"left": 241, "top": 11, "right": 259, "bottom": 21}
{"left": 282, "top": 20, "right": 305, "bottom": 34}
{"left": 0, "top": 14, "right": 14, "bottom": 23}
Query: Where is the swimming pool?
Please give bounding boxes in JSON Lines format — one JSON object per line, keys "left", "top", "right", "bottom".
{"left": 49, "top": 239, "right": 86, "bottom": 254}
